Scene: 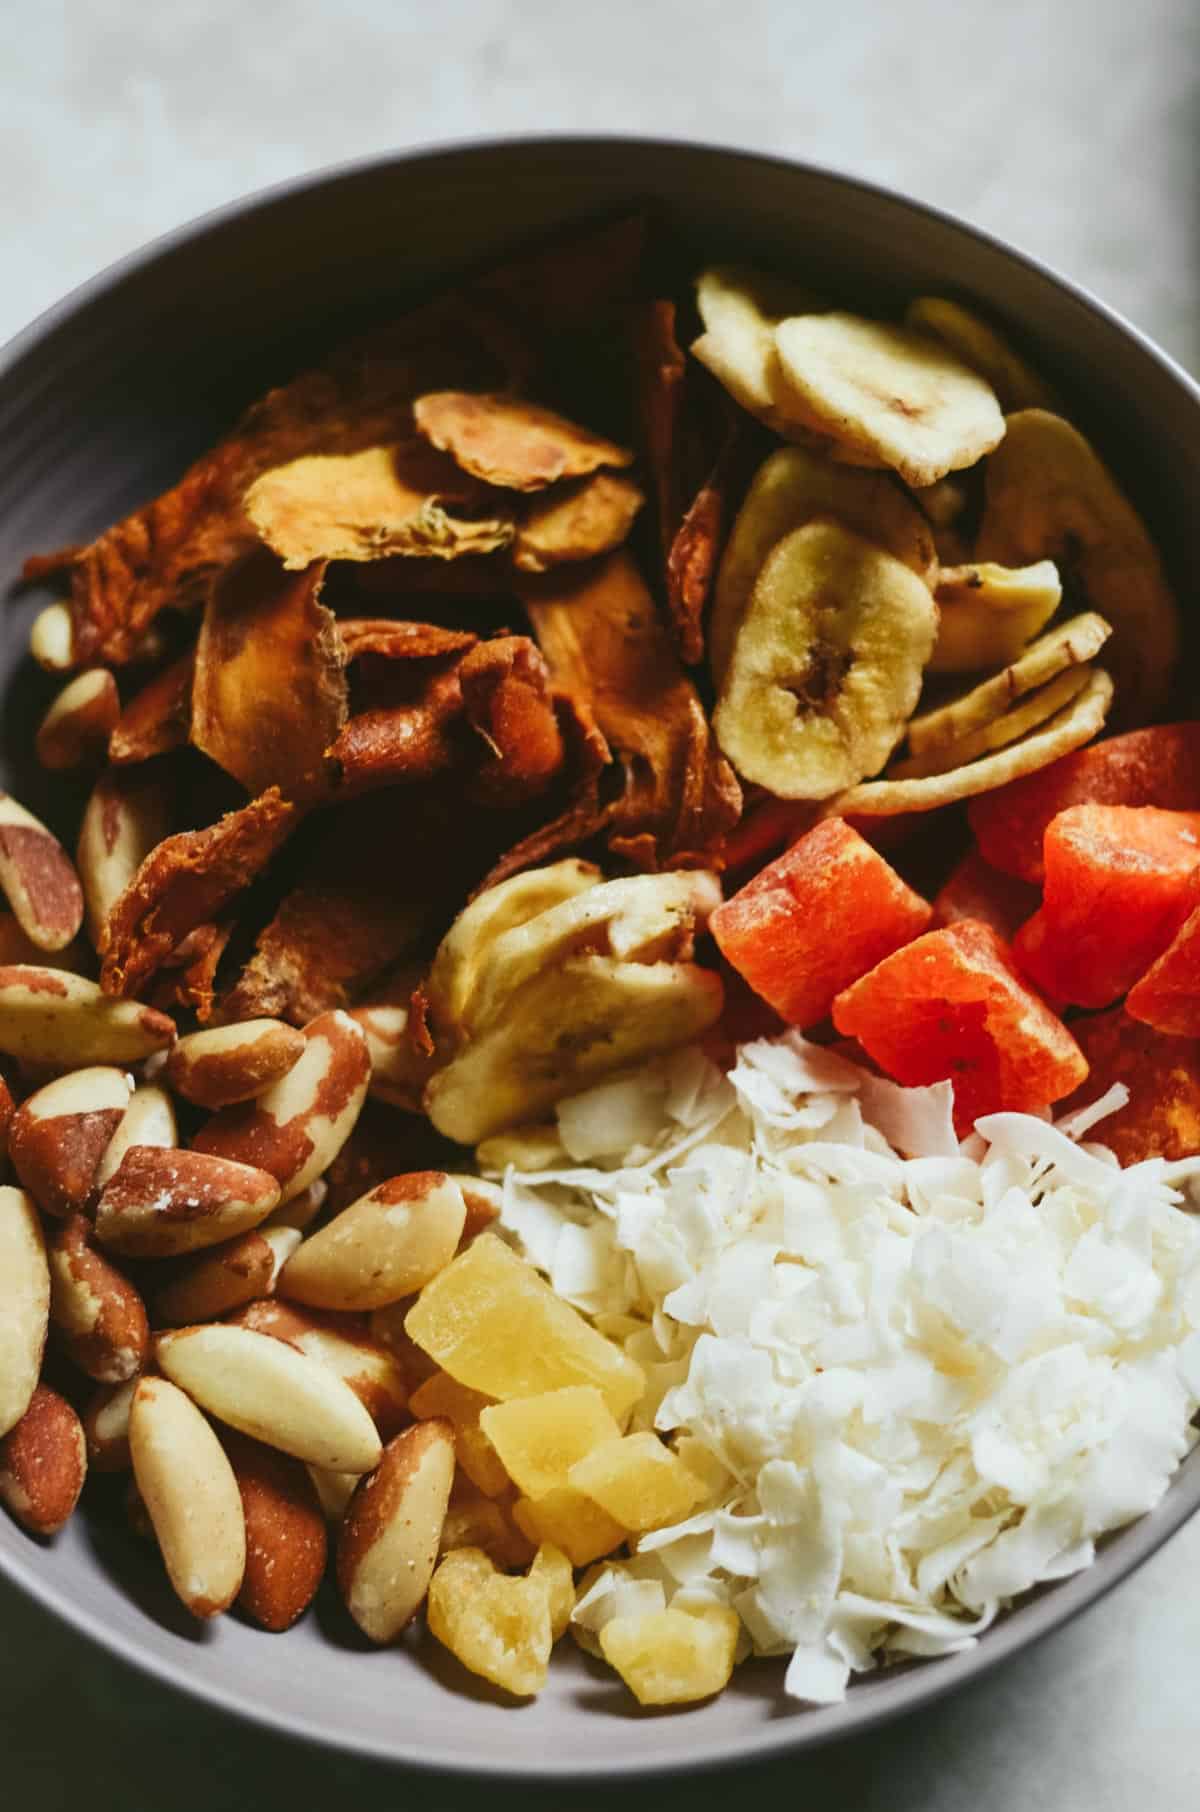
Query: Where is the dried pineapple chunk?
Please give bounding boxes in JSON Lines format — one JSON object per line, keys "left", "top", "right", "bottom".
{"left": 409, "top": 1369, "right": 510, "bottom": 1498}
{"left": 479, "top": 1387, "right": 622, "bottom": 1499}
{"left": 528, "top": 1542, "right": 575, "bottom": 1641}
{"left": 929, "top": 559, "right": 1063, "bottom": 674}
{"left": 427, "top": 1547, "right": 552, "bottom": 1696}
{"left": 439, "top": 1483, "right": 535, "bottom": 1569}
{"left": 598, "top": 1604, "right": 740, "bottom": 1706}
{"left": 405, "top": 1234, "right": 645, "bottom": 1419}
{"left": 568, "top": 1432, "right": 708, "bottom": 1533}
{"left": 512, "top": 1488, "right": 627, "bottom": 1567}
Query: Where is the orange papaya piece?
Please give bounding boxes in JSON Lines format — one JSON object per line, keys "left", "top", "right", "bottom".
{"left": 1059, "top": 1007, "right": 1200, "bottom": 1162}
{"left": 1126, "top": 888, "right": 1200, "bottom": 1036}
{"left": 1012, "top": 805, "right": 1200, "bottom": 1008}
{"left": 968, "top": 722, "right": 1200, "bottom": 882}
{"left": 710, "top": 817, "right": 933, "bottom": 1028}
{"left": 832, "top": 918, "right": 1087, "bottom": 1134}
{"left": 933, "top": 849, "right": 1040, "bottom": 943}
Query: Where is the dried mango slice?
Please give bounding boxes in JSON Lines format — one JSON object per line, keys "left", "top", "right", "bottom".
{"left": 976, "top": 410, "right": 1180, "bottom": 724}
{"left": 412, "top": 393, "right": 632, "bottom": 492}
{"left": 336, "top": 619, "right": 477, "bottom": 662}
{"left": 831, "top": 667, "right": 1113, "bottom": 817}
{"left": 457, "top": 636, "right": 568, "bottom": 805}
{"left": 512, "top": 472, "right": 644, "bottom": 572}
{"left": 928, "top": 561, "right": 1063, "bottom": 675}
{"left": 773, "top": 311, "right": 1006, "bottom": 487}
{"left": 713, "top": 519, "right": 938, "bottom": 799}
{"left": 1058, "top": 1008, "right": 1200, "bottom": 1163}
{"left": 665, "top": 424, "right": 759, "bottom": 668}
{"left": 832, "top": 918, "right": 1087, "bottom": 1133}
{"left": 632, "top": 298, "right": 688, "bottom": 564}
{"left": 325, "top": 662, "right": 466, "bottom": 795}
{"left": 108, "top": 652, "right": 195, "bottom": 765}
{"left": 191, "top": 552, "right": 347, "bottom": 802}
{"left": 710, "top": 445, "right": 937, "bottom": 684}
{"left": 905, "top": 297, "right": 1056, "bottom": 412}
{"left": 968, "top": 723, "right": 1200, "bottom": 882}
{"left": 711, "top": 817, "right": 933, "bottom": 1027}
{"left": 244, "top": 441, "right": 515, "bottom": 568}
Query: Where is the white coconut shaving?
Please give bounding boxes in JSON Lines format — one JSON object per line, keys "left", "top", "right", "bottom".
{"left": 484, "top": 1032, "right": 1200, "bottom": 1703}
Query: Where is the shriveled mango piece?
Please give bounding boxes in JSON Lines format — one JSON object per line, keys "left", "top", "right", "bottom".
{"left": 512, "top": 1487, "right": 627, "bottom": 1568}
{"left": 412, "top": 392, "right": 632, "bottom": 492}
{"left": 512, "top": 472, "right": 644, "bottom": 572}
{"left": 1059, "top": 1009, "right": 1200, "bottom": 1163}
{"left": 568, "top": 1433, "right": 708, "bottom": 1533}
{"left": 599, "top": 1603, "right": 740, "bottom": 1706}
{"left": 409, "top": 1369, "right": 510, "bottom": 1498}
{"left": 968, "top": 724, "right": 1200, "bottom": 883}
{"left": 405, "top": 1234, "right": 645, "bottom": 1419}
{"left": 1127, "top": 894, "right": 1200, "bottom": 1036}
{"left": 1012, "top": 806, "right": 1200, "bottom": 1009}
{"left": 427, "top": 1546, "right": 552, "bottom": 1696}
{"left": 711, "top": 818, "right": 933, "bottom": 1027}
{"left": 933, "top": 849, "right": 1039, "bottom": 944}
{"left": 479, "top": 1387, "right": 622, "bottom": 1499}
{"left": 833, "top": 918, "right": 1087, "bottom": 1134}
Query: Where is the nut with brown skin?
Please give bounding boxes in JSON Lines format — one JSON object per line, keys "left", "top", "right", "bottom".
{"left": 0, "top": 793, "right": 84, "bottom": 952}
{"left": 152, "top": 1225, "right": 300, "bottom": 1326}
{"left": 35, "top": 669, "right": 120, "bottom": 771}
{"left": 229, "top": 1298, "right": 409, "bottom": 1439}
{"left": 222, "top": 1430, "right": 328, "bottom": 1632}
{"left": 93, "top": 1083, "right": 177, "bottom": 1192}
{"left": 9, "top": 1066, "right": 133, "bottom": 1218}
{"left": 129, "top": 1375, "right": 246, "bottom": 1618}
{"left": 94, "top": 1146, "right": 281, "bottom": 1258}
{"left": 76, "top": 769, "right": 172, "bottom": 953}
{"left": 48, "top": 1214, "right": 149, "bottom": 1382}
{"left": 82, "top": 1377, "right": 139, "bottom": 1472}
{"left": 0, "top": 967, "right": 175, "bottom": 1067}
{"left": 337, "top": 1419, "right": 456, "bottom": 1643}
{"left": 347, "top": 1002, "right": 434, "bottom": 1113}
{"left": 0, "top": 1385, "right": 87, "bottom": 1536}
{"left": 192, "top": 1009, "right": 369, "bottom": 1206}
{"left": 155, "top": 1323, "right": 383, "bottom": 1473}
{"left": 277, "top": 1171, "right": 466, "bottom": 1312}
{"left": 0, "top": 1186, "right": 49, "bottom": 1439}
{"left": 165, "top": 1019, "right": 306, "bottom": 1110}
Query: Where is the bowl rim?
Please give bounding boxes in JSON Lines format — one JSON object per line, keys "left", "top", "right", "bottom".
{"left": 3, "top": 129, "right": 1200, "bottom": 1781}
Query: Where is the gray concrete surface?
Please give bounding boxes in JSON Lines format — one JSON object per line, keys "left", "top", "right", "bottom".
{"left": 3, "top": 1, "right": 1199, "bottom": 1806}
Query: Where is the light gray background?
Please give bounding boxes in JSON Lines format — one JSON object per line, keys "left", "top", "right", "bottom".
{"left": 4, "top": 1, "right": 1199, "bottom": 1806}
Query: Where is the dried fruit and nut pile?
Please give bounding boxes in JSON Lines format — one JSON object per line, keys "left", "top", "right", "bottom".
{"left": 2, "top": 212, "right": 1198, "bottom": 1709}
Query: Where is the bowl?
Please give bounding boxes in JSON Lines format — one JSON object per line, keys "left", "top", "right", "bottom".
{"left": 2, "top": 135, "right": 1198, "bottom": 1781}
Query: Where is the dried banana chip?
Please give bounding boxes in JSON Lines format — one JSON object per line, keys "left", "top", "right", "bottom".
{"left": 713, "top": 519, "right": 938, "bottom": 800}
{"left": 976, "top": 409, "right": 1180, "bottom": 724}
{"left": 929, "top": 560, "right": 1063, "bottom": 674}
{"left": 910, "top": 611, "right": 1111, "bottom": 756}
{"left": 245, "top": 441, "right": 515, "bottom": 568}
{"left": 690, "top": 265, "right": 825, "bottom": 430}
{"left": 773, "top": 312, "right": 1006, "bottom": 488}
{"left": 412, "top": 393, "right": 633, "bottom": 492}
{"left": 894, "top": 664, "right": 1094, "bottom": 777}
{"left": 512, "top": 472, "right": 644, "bottom": 572}
{"left": 905, "top": 297, "right": 1056, "bottom": 412}
{"left": 709, "top": 445, "right": 937, "bottom": 684}
{"left": 829, "top": 666, "right": 1114, "bottom": 817}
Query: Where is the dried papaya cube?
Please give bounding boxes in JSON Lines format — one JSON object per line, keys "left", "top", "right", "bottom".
{"left": 1059, "top": 1008, "right": 1200, "bottom": 1162}
{"left": 1013, "top": 806, "right": 1200, "bottom": 1008}
{"left": 568, "top": 1432, "right": 708, "bottom": 1533}
{"left": 479, "top": 1387, "right": 622, "bottom": 1499}
{"left": 832, "top": 918, "right": 1087, "bottom": 1134}
{"left": 710, "top": 817, "right": 933, "bottom": 1027}
{"left": 1127, "top": 895, "right": 1200, "bottom": 1036}
{"left": 427, "top": 1546, "right": 553, "bottom": 1696}
{"left": 968, "top": 722, "right": 1200, "bottom": 882}
{"left": 404, "top": 1234, "right": 645, "bottom": 1419}
{"left": 512, "top": 1487, "right": 627, "bottom": 1567}
{"left": 598, "top": 1603, "right": 740, "bottom": 1706}
{"left": 408, "top": 1370, "right": 510, "bottom": 1498}
{"left": 932, "top": 849, "right": 1039, "bottom": 943}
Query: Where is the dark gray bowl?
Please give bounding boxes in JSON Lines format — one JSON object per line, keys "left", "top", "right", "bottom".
{"left": 2, "top": 136, "right": 1198, "bottom": 1780}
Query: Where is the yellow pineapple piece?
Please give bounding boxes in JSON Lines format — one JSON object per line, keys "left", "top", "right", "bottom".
{"left": 599, "top": 1604, "right": 741, "bottom": 1705}
{"left": 427, "top": 1547, "right": 552, "bottom": 1697}
{"left": 439, "top": 1481, "right": 536, "bottom": 1570}
{"left": 528, "top": 1542, "right": 575, "bottom": 1641}
{"left": 479, "top": 1387, "right": 622, "bottom": 1498}
{"left": 405, "top": 1234, "right": 645, "bottom": 1418}
{"left": 409, "top": 1369, "right": 510, "bottom": 1498}
{"left": 512, "top": 1487, "right": 627, "bottom": 1568}
{"left": 569, "top": 1433, "right": 709, "bottom": 1532}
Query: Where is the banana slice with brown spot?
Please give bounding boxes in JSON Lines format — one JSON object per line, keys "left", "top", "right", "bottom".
{"left": 911, "top": 611, "right": 1111, "bottom": 756}
{"left": 709, "top": 446, "right": 937, "bottom": 685}
{"left": 975, "top": 410, "right": 1180, "bottom": 724}
{"left": 773, "top": 312, "right": 1006, "bottom": 488}
{"left": 929, "top": 560, "right": 1063, "bottom": 674}
{"left": 713, "top": 518, "right": 938, "bottom": 800}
